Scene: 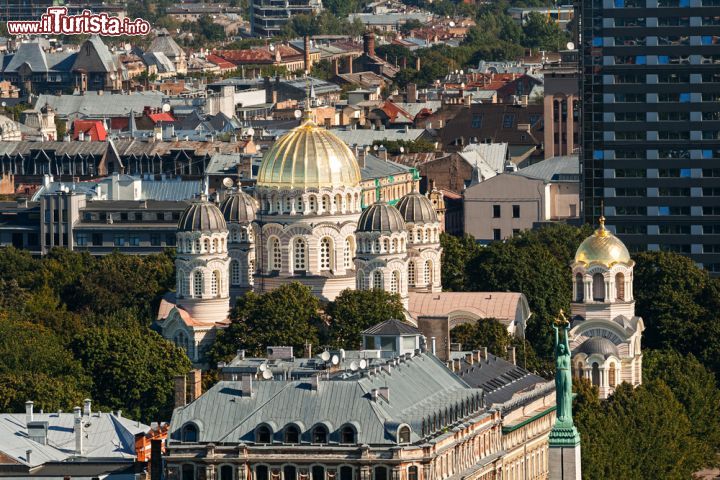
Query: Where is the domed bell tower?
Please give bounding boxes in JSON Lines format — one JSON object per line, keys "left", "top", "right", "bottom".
{"left": 219, "top": 186, "right": 258, "bottom": 298}
{"left": 569, "top": 215, "right": 644, "bottom": 399}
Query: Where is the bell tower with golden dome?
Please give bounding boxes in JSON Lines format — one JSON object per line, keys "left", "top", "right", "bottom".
{"left": 569, "top": 214, "right": 644, "bottom": 399}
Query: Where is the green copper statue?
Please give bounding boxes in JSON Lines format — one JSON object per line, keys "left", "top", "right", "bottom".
{"left": 554, "top": 310, "right": 573, "bottom": 424}
{"left": 549, "top": 309, "right": 581, "bottom": 447}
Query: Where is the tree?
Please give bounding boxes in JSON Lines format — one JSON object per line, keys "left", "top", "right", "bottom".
{"left": 72, "top": 325, "right": 191, "bottom": 423}
{"left": 209, "top": 283, "right": 321, "bottom": 362}
{"left": 324, "top": 289, "right": 406, "bottom": 349}
{"left": 440, "top": 233, "right": 482, "bottom": 291}
{"left": 522, "top": 12, "right": 570, "bottom": 51}
{"left": 450, "top": 318, "right": 512, "bottom": 356}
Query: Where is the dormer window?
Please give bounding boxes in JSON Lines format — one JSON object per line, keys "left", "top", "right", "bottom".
{"left": 256, "top": 425, "right": 272, "bottom": 443}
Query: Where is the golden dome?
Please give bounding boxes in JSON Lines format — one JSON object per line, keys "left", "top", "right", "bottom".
{"left": 574, "top": 216, "right": 631, "bottom": 267}
{"left": 257, "top": 118, "right": 361, "bottom": 189}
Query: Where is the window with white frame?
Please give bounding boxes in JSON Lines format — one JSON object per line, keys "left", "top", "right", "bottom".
{"left": 294, "top": 238, "right": 307, "bottom": 271}
{"left": 424, "top": 260, "right": 432, "bottom": 285}
{"left": 373, "top": 270, "right": 383, "bottom": 289}
{"left": 358, "top": 270, "right": 366, "bottom": 290}
{"left": 390, "top": 270, "right": 400, "bottom": 293}
{"left": 231, "top": 260, "right": 241, "bottom": 285}
{"left": 408, "top": 262, "right": 415, "bottom": 287}
{"left": 320, "top": 237, "right": 332, "bottom": 270}
{"left": 193, "top": 270, "right": 203, "bottom": 298}
{"left": 211, "top": 270, "right": 220, "bottom": 297}
{"left": 270, "top": 237, "right": 281, "bottom": 270}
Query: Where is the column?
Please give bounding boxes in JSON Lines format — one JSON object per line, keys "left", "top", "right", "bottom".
{"left": 544, "top": 94, "right": 555, "bottom": 159}
{"left": 556, "top": 99, "right": 563, "bottom": 157}
{"left": 566, "top": 94, "right": 575, "bottom": 155}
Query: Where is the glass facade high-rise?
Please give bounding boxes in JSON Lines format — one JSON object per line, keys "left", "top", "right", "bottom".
{"left": 580, "top": 0, "right": 720, "bottom": 271}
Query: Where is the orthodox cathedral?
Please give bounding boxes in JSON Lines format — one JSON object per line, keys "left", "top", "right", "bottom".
{"left": 158, "top": 114, "right": 443, "bottom": 363}
{"left": 569, "top": 216, "right": 644, "bottom": 398}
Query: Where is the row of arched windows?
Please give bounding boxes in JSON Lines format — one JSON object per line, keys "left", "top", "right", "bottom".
{"left": 575, "top": 361, "right": 618, "bottom": 388}
{"left": 408, "top": 260, "right": 434, "bottom": 288}
{"left": 178, "top": 464, "right": 419, "bottom": 480}
{"left": 261, "top": 191, "right": 361, "bottom": 215}
{"left": 179, "top": 236, "right": 226, "bottom": 254}
{"left": 575, "top": 272, "right": 626, "bottom": 302}
{"left": 268, "top": 236, "right": 355, "bottom": 273}
{"left": 409, "top": 226, "right": 440, "bottom": 244}
{"left": 357, "top": 236, "right": 406, "bottom": 255}
{"left": 229, "top": 226, "right": 253, "bottom": 243}
{"left": 179, "top": 270, "right": 224, "bottom": 299}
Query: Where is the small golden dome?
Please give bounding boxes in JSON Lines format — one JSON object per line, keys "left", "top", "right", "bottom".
{"left": 574, "top": 216, "right": 631, "bottom": 267}
{"left": 257, "top": 118, "right": 361, "bottom": 189}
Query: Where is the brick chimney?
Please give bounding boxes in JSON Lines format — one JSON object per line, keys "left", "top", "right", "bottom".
{"left": 188, "top": 369, "right": 202, "bottom": 402}
{"left": 363, "top": 32, "right": 376, "bottom": 57}
{"left": 304, "top": 35, "right": 312, "bottom": 73}
{"left": 174, "top": 375, "right": 187, "bottom": 408}
{"left": 407, "top": 83, "right": 417, "bottom": 103}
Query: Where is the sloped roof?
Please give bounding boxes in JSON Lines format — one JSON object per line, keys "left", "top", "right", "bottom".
{"left": 458, "top": 143, "right": 508, "bottom": 176}
{"left": 72, "top": 120, "right": 108, "bottom": 141}
{"left": 86, "top": 35, "right": 116, "bottom": 72}
{"left": 513, "top": 155, "right": 579, "bottom": 182}
{"left": 143, "top": 51, "right": 175, "bottom": 73}
{"left": 362, "top": 318, "right": 421, "bottom": 336}
{"left": 330, "top": 128, "right": 427, "bottom": 147}
{"left": 34, "top": 92, "right": 166, "bottom": 118}
{"left": 408, "top": 292, "right": 529, "bottom": 326}
{"left": 169, "top": 352, "right": 483, "bottom": 445}
{"left": 360, "top": 153, "right": 414, "bottom": 181}
{"left": 149, "top": 33, "right": 184, "bottom": 58}
{"left": 5, "top": 42, "right": 48, "bottom": 72}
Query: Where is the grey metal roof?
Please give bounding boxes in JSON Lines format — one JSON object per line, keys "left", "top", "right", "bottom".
{"left": 0, "top": 410, "right": 148, "bottom": 467}
{"left": 450, "top": 352, "right": 549, "bottom": 405}
{"left": 143, "top": 52, "right": 175, "bottom": 74}
{"left": 513, "top": 155, "right": 579, "bottom": 183}
{"left": 360, "top": 153, "right": 414, "bottom": 181}
{"left": 576, "top": 337, "right": 619, "bottom": 358}
{"left": 178, "top": 198, "right": 227, "bottom": 233}
{"left": 395, "top": 191, "right": 438, "bottom": 225}
{"left": 149, "top": 33, "right": 184, "bottom": 58}
{"left": 357, "top": 202, "right": 406, "bottom": 233}
{"left": 87, "top": 35, "right": 117, "bottom": 72}
{"left": 169, "top": 352, "right": 485, "bottom": 445}
{"left": 4, "top": 42, "right": 48, "bottom": 73}
{"left": 362, "top": 319, "right": 421, "bottom": 336}
{"left": 34, "top": 92, "right": 166, "bottom": 118}
{"left": 331, "top": 128, "right": 427, "bottom": 147}
{"left": 141, "top": 179, "right": 202, "bottom": 201}
{"left": 220, "top": 190, "right": 257, "bottom": 224}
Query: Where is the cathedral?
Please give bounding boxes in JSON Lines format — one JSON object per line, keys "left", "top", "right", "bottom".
{"left": 158, "top": 114, "right": 443, "bottom": 363}
{"left": 569, "top": 216, "right": 644, "bottom": 398}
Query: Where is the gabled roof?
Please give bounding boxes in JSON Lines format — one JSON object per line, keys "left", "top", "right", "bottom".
{"left": 149, "top": 33, "right": 184, "bottom": 58}
{"left": 408, "top": 292, "right": 529, "bottom": 327}
{"left": 362, "top": 319, "right": 421, "bottom": 336}
{"left": 512, "top": 155, "right": 579, "bottom": 183}
{"left": 72, "top": 120, "right": 108, "bottom": 141}
{"left": 5, "top": 42, "right": 48, "bottom": 73}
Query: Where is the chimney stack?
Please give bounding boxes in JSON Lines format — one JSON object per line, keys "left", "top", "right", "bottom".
{"left": 74, "top": 407, "right": 83, "bottom": 455}
{"left": 174, "top": 375, "right": 187, "bottom": 408}
{"left": 465, "top": 352, "right": 474, "bottom": 365}
{"left": 304, "top": 35, "right": 312, "bottom": 73}
{"left": 509, "top": 346, "right": 517, "bottom": 365}
{"left": 242, "top": 374, "right": 254, "bottom": 397}
{"left": 188, "top": 369, "right": 202, "bottom": 402}
{"left": 431, "top": 337, "right": 436, "bottom": 356}
{"left": 25, "top": 401, "right": 33, "bottom": 424}
{"left": 363, "top": 32, "right": 376, "bottom": 57}
{"left": 407, "top": 83, "right": 417, "bottom": 103}
{"left": 482, "top": 346, "right": 488, "bottom": 360}
{"left": 83, "top": 399, "right": 91, "bottom": 417}
{"left": 25, "top": 450, "right": 31, "bottom": 465}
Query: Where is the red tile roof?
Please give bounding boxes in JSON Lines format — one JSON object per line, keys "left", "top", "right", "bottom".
{"left": 148, "top": 112, "right": 175, "bottom": 124}
{"left": 206, "top": 54, "right": 237, "bottom": 71}
{"left": 72, "top": 120, "right": 107, "bottom": 141}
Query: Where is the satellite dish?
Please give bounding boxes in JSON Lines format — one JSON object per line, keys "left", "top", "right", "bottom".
{"left": 359, "top": 359, "right": 368, "bottom": 369}
{"left": 350, "top": 361, "right": 359, "bottom": 371}
{"left": 162, "top": 103, "right": 171, "bottom": 113}
{"left": 269, "top": 44, "right": 275, "bottom": 51}
{"left": 222, "top": 177, "right": 234, "bottom": 188}
{"left": 331, "top": 355, "right": 339, "bottom": 365}
{"left": 294, "top": 109, "right": 302, "bottom": 119}
{"left": 320, "top": 351, "right": 331, "bottom": 362}
{"left": 110, "top": 73, "right": 117, "bottom": 81}
{"left": 262, "top": 369, "right": 273, "bottom": 380}
{"left": 259, "top": 363, "right": 267, "bottom": 372}
{"left": 246, "top": 127, "right": 255, "bottom": 137}
{"left": 566, "top": 41, "right": 575, "bottom": 50}
{"left": 399, "top": 146, "right": 405, "bottom": 153}
{"left": 1, "top": 102, "right": 6, "bottom": 107}
{"left": 449, "top": 21, "right": 455, "bottom": 27}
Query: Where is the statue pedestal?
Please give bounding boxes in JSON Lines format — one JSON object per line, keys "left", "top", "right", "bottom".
{"left": 548, "top": 425, "right": 581, "bottom": 480}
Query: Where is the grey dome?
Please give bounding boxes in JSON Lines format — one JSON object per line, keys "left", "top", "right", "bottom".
{"left": 576, "top": 337, "right": 619, "bottom": 358}
{"left": 396, "top": 191, "right": 438, "bottom": 224}
{"left": 220, "top": 190, "right": 257, "bottom": 224}
{"left": 178, "top": 198, "right": 227, "bottom": 233}
{"left": 357, "top": 202, "right": 406, "bottom": 233}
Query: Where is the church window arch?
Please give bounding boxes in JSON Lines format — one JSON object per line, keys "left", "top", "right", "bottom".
{"left": 309, "top": 196, "right": 317, "bottom": 213}
{"left": 358, "top": 270, "right": 366, "bottom": 290}
{"left": 424, "top": 228, "right": 429, "bottom": 242}
{"left": 211, "top": 270, "right": 221, "bottom": 297}
{"left": 231, "top": 260, "right": 241, "bottom": 286}
{"left": 194, "top": 238, "right": 200, "bottom": 253}
{"left": 615, "top": 272, "right": 625, "bottom": 301}
{"left": 193, "top": 270, "right": 203, "bottom": 298}
{"left": 294, "top": 237, "right": 307, "bottom": 271}
{"left": 408, "top": 262, "right": 416, "bottom": 287}
{"left": 575, "top": 273, "right": 584, "bottom": 301}
{"left": 373, "top": 238, "right": 380, "bottom": 253}
{"left": 390, "top": 270, "right": 400, "bottom": 293}
{"left": 269, "top": 237, "right": 282, "bottom": 271}
{"left": 248, "top": 260, "right": 255, "bottom": 283}
{"left": 181, "top": 274, "right": 190, "bottom": 297}
{"left": 382, "top": 238, "right": 390, "bottom": 252}
{"left": 344, "top": 236, "right": 355, "bottom": 269}
{"left": 212, "top": 238, "right": 219, "bottom": 253}
{"left": 320, "top": 237, "right": 333, "bottom": 271}
{"left": 372, "top": 270, "right": 383, "bottom": 290}
{"left": 174, "top": 331, "right": 190, "bottom": 355}
{"left": 185, "top": 239, "right": 191, "bottom": 253}
{"left": 285, "top": 196, "right": 292, "bottom": 213}
{"left": 592, "top": 273, "right": 605, "bottom": 301}
{"left": 203, "top": 238, "right": 210, "bottom": 253}
{"left": 424, "top": 260, "right": 433, "bottom": 286}
{"left": 321, "top": 195, "right": 330, "bottom": 213}
{"left": 231, "top": 228, "right": 239, "bottom": 243}
{"left": 392, "top": 238, "right": 398, "bottom": 253}
{"left": 609, "top": 363, "right": 616, "bottom": 386}
{"left": 296, "top": 196, "right": 304, "bottom": 212}
{"left": 335, "top": 194, "right": 342, "bottom": 212}
{"left": 591, "top": 362, "right": 600, "bottom": 386}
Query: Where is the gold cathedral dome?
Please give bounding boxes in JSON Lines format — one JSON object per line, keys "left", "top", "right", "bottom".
{"left": 257, "top": 116, "right": 361, "bottom": 189}
{"left": 574, "top": 215, "right": 631, "bottom": 267}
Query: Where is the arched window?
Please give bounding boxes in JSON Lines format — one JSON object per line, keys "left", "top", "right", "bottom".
{"left": 194, "top": 238, "right": 200, "bottom": 252}
{"left": 340, "top": 425, "right": 356, "bottom": 444}
{"left": 231, "top": 228, "right": 239, "bottom": 243}
{"left": 312, "top": 466, "right": 325, "bottom": 480}
{"left": 373, "top": 238, "right": 380, "bottom": 253}
{"left": 592, "top": 273, "right": 605, "bottom": 301}
{"left": 398, "top": 426, "right": 411, "bottom": 444}
{"left": 174, "top": 331, "right": 189, "bottom": 354}
{"left": 181, "top": 423, "right": 198, "bottom": 442}
{"left": 296, "top": 197, "right": 304, "bottom": 212}
{"left": 346, "top": 193, "right": 352, "bottom": 211}
{"left": 407, "top": 466, "right": 418, "bottom": 480}
{"left": 374, "top": 466, "right": 388, "bottom": 480}
{"left": 358, "top": 270, "right": 366, "bottom": 290}
{"left": 269, "top": 237, "right": 281, "bottom": 270}
{"left": 185, "top": 239, "right": 191, "bottom": 252}
{"left": 309, "top": 196, "right": 316, "bottom": 212}
{"left": 181, "top": 275, "right": 190, "bottom": 297}
{"left": 609, "top": 363, "right": 616, "bottom": 386}
{"left": 256, "top": 425, "right": 272, "bottom": 443}
{"left": 424, "top": 260, "right": 433, "bottom": 286}
{"left": 312, "top": 425, "right": 328, "bottom": 444}
{"left": 193, "top": 270, "right": 203, "bottom": 298}
{"left": 372, "top": 270, "right": 383, "bottom": 290}
{"left": 591, "top": 362, "right": 600, "bottom": 386}
{"left": 211, "top": 270, "right": 221, "bottom": 297}
{"left": 284, "top": 466, "right": 297, "bottom": 480}
{"left": 294, "top": 238, "right": 307, "bottom": 271}
{"left": 615, "top": 272, "right": 625, "bottom": 300}
{"left": 335, "top": 194, "right": 342, "bottom": 211}
{"left": 344, "top": 237, "right": 354, "bottom": 268}
{"left": 239, "top": 228, "right": 247, "bottom": 242}
{"left": 284, "top": 425, "right": 300, "bottom": 444}
{"left": 382, "top": 238, "right": 389, "bottom": 252}
{"left": 285, "top": 196, "right": 292, "bottom": 212}
{"left": 408, "top": 262, "right": 415, "bottom": 287}
{"left": 423, "top": 228, "right": 429, "bottom": 242}
{"left": 392, "top": 238, "right": 399, "bottom": 252}
{"left": 220, "top": 465, "right": 234, "bottom": 480}
{"left": 231, "top": 260, "right": 241, "bottom": 286}
{"left": 255, "top": 466, "right": 269, "bottom": 480}
{"left": 182, "top": 464, "right": 196, "bottom": 480}
{"left": 340, "top": 467, "right": 353, "bottom": 480}
{"left": 203, "top": 238, "right": 210, "bottom": 252}
{"left": 321, "top": 195, "right": 329, "bottom": 212}
{"left": 390, "top": 270, "right": 400, "bottom": 293}
{"left": 575, "top": 273, "right": 584, "bottom": 301}
{"left": 320, "top": 237, "right": 332, "bottom": 270}
{"left": 212, "top": 238, "right": 219, "bottom": 253}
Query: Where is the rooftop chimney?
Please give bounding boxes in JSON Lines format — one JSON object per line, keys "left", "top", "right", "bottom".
{"left": 74, "top": 409, "right": 83, "bottom": 455}
{"left": 83, "top": 399, "right": 91, "bottom": 417}
{"left": 509, "top": 346, "right": 517, "bottom": 365}
{"left": 363, "top": 32, "right": 376, "bottom": 57}
{"left": 431, "top": 337, "right": 436, "bottom": 356}
{"left": 482, "top": 346, "right": 488, "bottom": 360}
{"left": 25, "top": 450, "right": 31, "bottom": 465}
{"left": 25, "top": 401, "right": 33, "bottom": 424}
{"left": 465, "top": 352, "right": 474, "bottom": 365}
{"left": 304, "top": 35, "right": 312, "bottom": 73}
{"left": 378, "top": 386, "right": 390, "bottom": 402}
{"left": 242, "top": 374, "right": 254, "bottom": 397}
{"left": 188, "top": 369, "right": 202, "bottom": 402}
{"left": 407, "top": 83, "right": 417, "bottom": 103}
{"left": 174, "top": 375, "right": 187, "bottom": 408}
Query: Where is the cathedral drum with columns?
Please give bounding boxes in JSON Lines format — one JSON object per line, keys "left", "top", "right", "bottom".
{"left": 568, "top": 217, "right": 644, "bottom": 399}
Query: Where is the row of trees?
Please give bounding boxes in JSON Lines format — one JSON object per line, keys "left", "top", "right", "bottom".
{"left": 0, "top": 248, "right": 189, "bottom": 423}
{"left": 440, "top": 224, "right": 720, "bottom": 477}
